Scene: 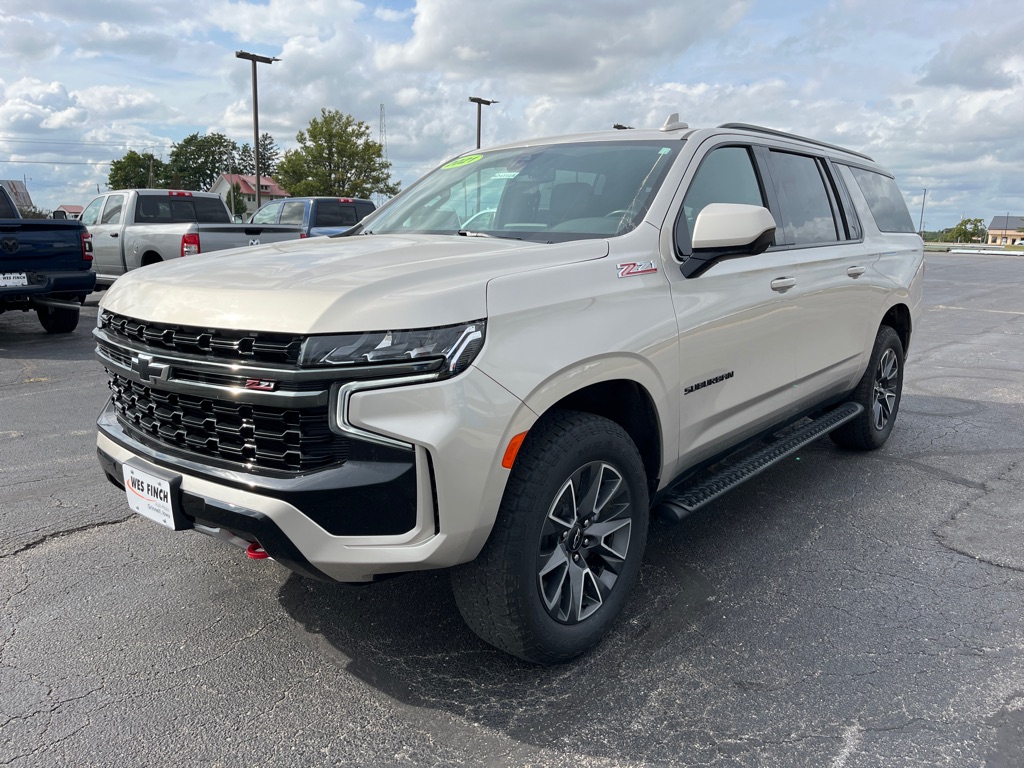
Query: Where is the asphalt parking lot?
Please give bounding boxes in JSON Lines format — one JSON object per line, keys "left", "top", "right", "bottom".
{"left": 1, "top": 252, "right": 1023, "bottom": 767}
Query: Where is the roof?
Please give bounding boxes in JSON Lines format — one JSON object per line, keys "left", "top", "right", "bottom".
{"left": 56, "top": 204, "right": 84, "bottom": 214}
{"left": 0, "top": 180, "right": 34, "bottom": 209}
{"left": 988, "top": 215, "right": 1024, "bottom": 231}
{"left": 213, "top": 173, "right": 289, "bottom": 197}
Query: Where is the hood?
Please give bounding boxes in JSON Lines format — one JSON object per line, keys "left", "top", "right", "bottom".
{"left": 100, "top": 234, "right": 608, "bottom": 334}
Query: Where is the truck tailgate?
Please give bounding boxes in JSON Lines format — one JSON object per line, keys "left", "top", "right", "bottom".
{"left": 195, "top": 223, "right": 304, "bottom": 253}
{"left": 1, "top": 220, "right": 89, "bottom": 273}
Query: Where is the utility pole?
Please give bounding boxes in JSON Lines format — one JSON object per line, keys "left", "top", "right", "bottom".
{"left": 918, "top": 188, "right": 927, "bottom": 238}
{"left": 236, "top": 50, "right": 279, "bottom": 210}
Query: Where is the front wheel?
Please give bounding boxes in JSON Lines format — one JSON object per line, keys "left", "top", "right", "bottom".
{"left": 830, "top": 325, "right": 904, "bottom": 450}
{"left": 451, "top": 410, "right": 649, "bottom": 664}
{"left": 36, "top": 305, "right": 80, "bottom": 334}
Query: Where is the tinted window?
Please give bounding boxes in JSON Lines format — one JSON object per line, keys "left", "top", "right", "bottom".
{"left": 842, "top": 165, "right": 916, "bottom": 233}
{"left": 280, "top": 201, "right": 306, "bottom": 225}
{"left": 0, "top": 188, "right": 16, "bottom": 218}
{"left": 682, "top": 146, "right": 765, "bottom": 233}
{"left": 100, "top": 194, "right": 125, "bottom": 225}
{"left": 251, "top": 202, "right": 281, "bottom": 225}
{"left": 315, "top": 201, "right": 358, "bottom": 227}
{"left": 80, "top": 197, "right": 103, "bottom": 226}
{"left": 767, "top": 151, "right": 839, "bottom": 246}
{"left": 134, "top": 195, "right": 230, "bottom": 223}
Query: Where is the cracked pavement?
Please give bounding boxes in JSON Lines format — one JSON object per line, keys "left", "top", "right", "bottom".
{"left": 1, "top": 254, "right": 1024, "bottom": 766}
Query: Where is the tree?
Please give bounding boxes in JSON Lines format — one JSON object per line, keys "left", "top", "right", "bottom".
{"left": 17, "top": 205, "right": 51, "bottom": 219}
{"left": 948, "top": 217, "right": 986, "bottom": 243}
{"left": 169, "top": 132, "right": 238, "bottom": 191}
{"left": 237, "top": 133, "right": 281, "bottom": 178}
{"left": 275, "top": 109, "right": 400, "bottom": 199}
{"left": 225, "top": 182, "right": 249, "bottom": 219}
{"left": 108, "top": 150, "right": 169, "bottom": 190}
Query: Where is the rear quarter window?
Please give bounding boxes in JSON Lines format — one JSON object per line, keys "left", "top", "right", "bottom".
{"left": 839, "top": 165, "right": 915, "bottom": 233}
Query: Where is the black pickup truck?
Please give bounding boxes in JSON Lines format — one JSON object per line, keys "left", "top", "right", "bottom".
{"left": 0, "top": 186, "right": 96, "bottom": 333}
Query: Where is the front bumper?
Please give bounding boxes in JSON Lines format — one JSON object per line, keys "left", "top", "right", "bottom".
{"left": 96, "top": 365, "right": 533, "bottom": 582}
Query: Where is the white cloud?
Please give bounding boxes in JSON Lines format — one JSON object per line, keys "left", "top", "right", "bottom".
{"left": 0, "top": 0, "right": 1021, "bottom": 228}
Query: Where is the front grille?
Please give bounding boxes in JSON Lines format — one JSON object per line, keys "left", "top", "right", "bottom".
{"left": 108, "top": 371, "right": 349, "bottom": 472}
{"left": 101, "top": 311, "right": 303, "bottom": 365}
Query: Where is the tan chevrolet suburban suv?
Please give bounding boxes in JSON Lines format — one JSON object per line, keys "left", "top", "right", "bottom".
{"left": 94, "top": 116, "right": 924, "bottom": 663}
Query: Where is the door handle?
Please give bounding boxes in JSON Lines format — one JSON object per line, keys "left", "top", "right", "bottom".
{"left": 110, "top": 232, "right": 119, "bottom": 238}
{"left": 770, "top": 277, "right": 796, "bottom": 292}
{"left": 847, "top": 266, "right": 866, "bottom": 278}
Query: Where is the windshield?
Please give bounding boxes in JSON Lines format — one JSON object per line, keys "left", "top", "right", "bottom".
{"left": 362, "top": 140, "right": 681, "bottom": 242}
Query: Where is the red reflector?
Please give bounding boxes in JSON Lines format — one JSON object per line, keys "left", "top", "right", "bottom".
{"left": 81, "top": 232, "right": 93, "bottom": 262}
{"left": 300, "top": 233, "right": 308, "bottom": 238}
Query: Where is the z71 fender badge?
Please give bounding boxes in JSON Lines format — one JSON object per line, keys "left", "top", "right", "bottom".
{"left": 617, "top": 261, "right": 658, "bottom": 278}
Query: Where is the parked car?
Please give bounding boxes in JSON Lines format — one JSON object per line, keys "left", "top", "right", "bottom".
{"left": 94, "top": 116, "right": 923, "bottom": 663}
{"left": 81, "top": 189, "right": 306, "bottom": 287}
{"left": 249, "top": 196, "right": 376, "bottom": 237}
{"left": 0, "top": 185, "right": 95, "bottom": 333}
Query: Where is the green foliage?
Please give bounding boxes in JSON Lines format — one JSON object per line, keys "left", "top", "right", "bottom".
{"left": 236, "top": 133, "right": 281, "bottom": 177}
{"left": 946, "top": 217, "right": 987, "bottom": 243}
{"left": 225, "top": 182, "right": 249, "bottom": 218}
{"left": 169, "top": 132, "right": 239, "bottom": 191}
{"left": 275, "top": 109, "right": 400, "bottom": 199}
{"left": 17, "top": 205, "right": 51, "bottom": 219}
{"left": 108, "top": 150, "right": 169, "bottom": 190}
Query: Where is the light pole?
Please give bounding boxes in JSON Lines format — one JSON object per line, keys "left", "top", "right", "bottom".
{"left": 236, "top": 50, "right": 279, "bottom": 210}
{"left": 468, "top": 97, "right": 498, "bottom": 149}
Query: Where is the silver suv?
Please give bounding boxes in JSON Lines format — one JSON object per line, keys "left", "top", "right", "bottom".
{"left": 94, "top": 116, "right": 924, "bottom": 663}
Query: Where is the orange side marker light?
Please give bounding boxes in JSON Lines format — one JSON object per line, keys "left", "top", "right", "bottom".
{"left": 501, "top": 431, "right": 529, "bottom": 469}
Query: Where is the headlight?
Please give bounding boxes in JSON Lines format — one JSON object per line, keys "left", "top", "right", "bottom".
{"left": 299, "top": 320, "right": 485, "bottom": 377}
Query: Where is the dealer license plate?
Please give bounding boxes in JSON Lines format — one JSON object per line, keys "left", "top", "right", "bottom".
{"left": 123, "top": 463, "right": 180, "bottom": 530}
{"left": 1, "top": 272, "right": 28, "bottom": 288}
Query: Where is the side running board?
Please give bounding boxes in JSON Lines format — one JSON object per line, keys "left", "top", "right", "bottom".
{"left": 656, "top": 402, "right": 864, "bottom": 524}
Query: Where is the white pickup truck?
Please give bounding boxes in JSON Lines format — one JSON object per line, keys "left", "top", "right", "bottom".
{"left": 80, "top": 189, "right": 305, "bottom": 286}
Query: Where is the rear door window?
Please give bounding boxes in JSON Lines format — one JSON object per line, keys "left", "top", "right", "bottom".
{"left": 280, "top": 201, "right": 306, "bottom": 225}
{"left": 100, "top": 195, "right": 126, "bottom": 225}
{"left": 765, "top": 151, "right": 839, "bottom": 246}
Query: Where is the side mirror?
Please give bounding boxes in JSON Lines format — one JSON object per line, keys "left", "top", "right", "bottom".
{"left": 681, "top": 203, "right": 777, "bottom": 278}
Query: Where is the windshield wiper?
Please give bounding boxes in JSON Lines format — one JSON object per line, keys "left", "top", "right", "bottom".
{"left": 457, "top": 230, "right": 522, "bottom": 241}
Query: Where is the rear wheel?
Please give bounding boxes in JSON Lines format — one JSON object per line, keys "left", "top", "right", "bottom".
{"left": 830, "top": 325, "right": 904, "bottom": 450}
{"left": 451, "top": 410, "right": 649, "bottom": 664}
{"left": 36, "top": 305, "right": 80, "bottom": 334}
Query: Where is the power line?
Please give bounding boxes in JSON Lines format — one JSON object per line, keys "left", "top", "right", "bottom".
{"left": 1, "top": 159, "right": 112, "bottom": 166}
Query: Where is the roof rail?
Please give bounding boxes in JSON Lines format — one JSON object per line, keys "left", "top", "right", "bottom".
{"left": 717, "top": 123, "right": 875, "bottom": 162}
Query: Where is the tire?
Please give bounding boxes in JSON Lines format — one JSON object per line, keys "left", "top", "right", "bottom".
{"left": 451, "top": 410, "right": 649, "bottom": 664}
{"left": 830, "top": 325, "right": 904, "bottom": 450}
{"left": 36, "top": 305, "right": 80, "bottom": 334}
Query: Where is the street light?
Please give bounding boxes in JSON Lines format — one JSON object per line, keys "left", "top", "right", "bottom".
{"left": 468, "top": 96, "right": 498, "bottom": 150}
{"left": 236, "top": 50, "right": 280, "bottom": 210}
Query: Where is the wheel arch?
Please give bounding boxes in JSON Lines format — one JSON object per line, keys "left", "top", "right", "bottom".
{"left": 141, "top": 251, "right": 163, "bottom": 267}
{"left": 881, "top": 302, "right": 912, "bottom": 356}
{"left": 529, "top": 377, "right": 664, "bottom": 499}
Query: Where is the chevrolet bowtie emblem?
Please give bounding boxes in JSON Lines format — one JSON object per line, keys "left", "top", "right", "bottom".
{"left": 131, "top": 353, "right": 168, "bottom": 382}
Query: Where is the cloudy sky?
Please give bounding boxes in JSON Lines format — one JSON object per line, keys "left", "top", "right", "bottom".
{"left": 1, "top": 0, "right": 1022, "bottom": 230}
